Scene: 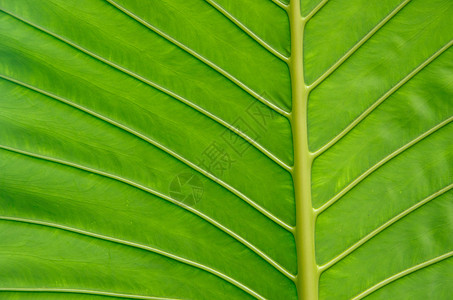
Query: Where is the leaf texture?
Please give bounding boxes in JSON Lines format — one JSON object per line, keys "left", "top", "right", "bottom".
{"left": 0, "top": 0, "right": 452, "bottom": 299}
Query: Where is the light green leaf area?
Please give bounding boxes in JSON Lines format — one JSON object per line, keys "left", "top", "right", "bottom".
{"left": 0, "top": 0, "right": 452, "bottom": 299}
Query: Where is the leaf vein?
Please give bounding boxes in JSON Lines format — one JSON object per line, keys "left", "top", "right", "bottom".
{"left": 0, "top": 216, "right": 264, "bottom": 300}
{"left": 104, "top": 0, "right": 290, "bottom": 118}
{"left": 270, "top": 0, "right": 289, "bottom": 11}
{"left": 315, "top": 117, "right": 453, "bottom": 214}
{"left": 0, "top": 143, "right": 294, "bottom": 280}
{"left": 0, "top": 288, "right": 179, "bottom": 300}
{"left": 0, "top": 74, "right": 293, "bottom": 234}
{"left": 351, "top": 251, "right": 453, "bottom": 299}
{"left": 319, "top": 184, "right": 453, "bottom": 272}
{"left": 302, "top": 0, "right": 329, "bottom": 23}
{"left": 312, "top": 41, "right": 453, "bottom": 157}
{"left": 0, "top": 9, "right": 291, "bottom": 173}
{"left": 308, "top": 0, "right": 411, "bottom": 90}
{"left": 204, "top": 0, "right": 290, "bottom": 62}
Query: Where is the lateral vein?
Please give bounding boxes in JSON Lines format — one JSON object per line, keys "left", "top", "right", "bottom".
{"left": 0, "top": 288, "right": 179, "bottom": 300}
{"left": 270, "top": 0, "right": 289, "bottom": 11}
{"left": 302, "top": 0, "right": 328, "bottom": 23}
{"left": 204, "top": 0, "right": 290, "bottom": 63}
{"left": 307, "top": 0, "right": 411, "bottom": 90}
{"left": 315, "top": 117, "right": 453, "bottom": 214}
{"left": 104, "top": 0, "right": 290, "bottom": 118}
{"left": 0, "top": 10, "right": 291, "bottom": 172}
{"left": 319, "top": 184, "right": 453, "bottom": 272}
{"left": 312, "top": 40, "right": 453, "bottom": 158}
{"left": 0, "top": 142, "right": 294, "bottom": 280}
{"left": 0, "top": 216, "right": 264, "bottom": 300}
{"left": 0, "top": 75, "right": 293, "bottom": 234}
{"left": 351, "top": 251, "right": 453, "bottom": 299}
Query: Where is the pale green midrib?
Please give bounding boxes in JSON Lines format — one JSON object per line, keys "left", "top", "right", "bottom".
{"left": 312, "top": 40, "right": 453, "bottom": 158}
{"left": 319, "top": 184, "right": 453, "bottom": 272}
{"left": 315, "top": 116, "right": 453, "bottom": 214}
{"left": 0, "top": 9, "right": 292, "bottom": 173}
{"left": 0, "top": 11, "right": 297, "bottom": 233}
{"left": 0, "top": 216, "right": 264, "bottom": 300}
{"left": 104, "top": 0, "right": 290, "bottom": 118}
{"left": 0, "top": 288, "right": 179, "bottom": 300}
{"left": 0, "top": 142, "right": 294, "bottom": 283}
{"left": 351, "top": 251, "right": 453, "bottom": 299}
{"left": 288, "top": 1, "right": 335, "bottom": 300}
{"left": 204, "top": 0, "right": 290, "bottom": 62}
{"left": 289, "top": 1, "right": 318, "bottom": 299}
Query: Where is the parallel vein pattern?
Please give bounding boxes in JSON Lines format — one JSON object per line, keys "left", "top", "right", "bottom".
{"left": 307, "top": 0, "right": 453, "bottom": 298}
{"left": 204, "top": 0, "right": 290, "bottom": 63}
{"left": 0, "top": 0, "right": 296, "bottom": 299}
{"left": 1, "top": 9, "right": 291, "bottom": 173}
{"left": 0, "top": 216, "right": 265, "bottom": 300}
{"left": 0, "top": 141, "right": 294, "bottom": 281}
{"left": 105, "top": 0, "right": 289, "bottom": 117}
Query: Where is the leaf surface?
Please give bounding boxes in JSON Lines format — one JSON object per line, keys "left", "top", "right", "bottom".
{"left": 0, "top": 0, "right": 452, "bottom": 299}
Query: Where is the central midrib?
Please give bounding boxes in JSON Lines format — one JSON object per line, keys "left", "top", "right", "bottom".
{"left": 288, "top": 1, "right": 318, "bottom": 299}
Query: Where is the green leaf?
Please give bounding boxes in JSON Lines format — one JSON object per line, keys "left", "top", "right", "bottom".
{"left": 0, "top": 0, "right": 451, "bottom": 299}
